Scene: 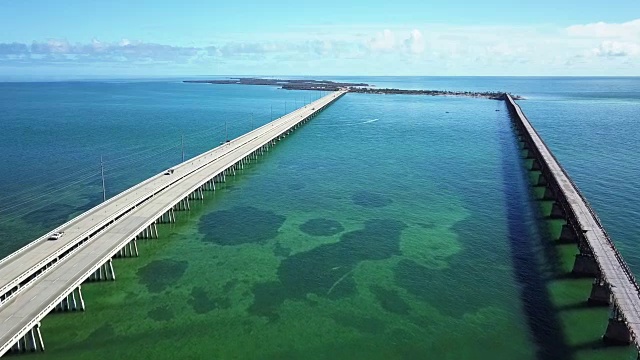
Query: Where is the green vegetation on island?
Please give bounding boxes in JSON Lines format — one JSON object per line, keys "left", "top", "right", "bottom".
{"left": 183, "top": 78, "right": 523, "bottom": 100}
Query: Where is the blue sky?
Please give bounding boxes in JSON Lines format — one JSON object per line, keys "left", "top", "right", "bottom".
{"left": 1, "top": 0, "right": 639, "bottom": 79}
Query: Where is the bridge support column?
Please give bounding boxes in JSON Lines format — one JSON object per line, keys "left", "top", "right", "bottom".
{"left": 77, "top": 286, "right": 85, "bottom": 311}
{"left": 70, "top": 289, "right": 77, "bottom": 310}
{"left": 60, "top": 295, "right": 69, "bottom": 311}
{"left": 87, "top": 261, "right": 114, "bottom": 281}
{"left": 10, "top": 339, "right": 19, "bottom": 353}
{"left": 28, "top": 326, "right": 37, "bottom": 352}
{"left": 21, "top": 336, "right": 29, "bottom": 353}
{"left": 559, "top": 224, "right": 577, "bottom": 243}
{"left": 542, "top": 186, "right": 556, "bottom": 200}
{"left": 549, "top": 202, "right": 565, "bottom": 219}
{"left": 572, "top": 253, "right": 599, "bottom": 277}
{"left": 11, "top": 337, "right": 22, "bottom": 353}
{"left": 603, "top": 306, "right": 631, "bottom": 346}
{"left": 17, "top": 336, "right": 25, "bottom": 353}
{"left": 588, "top": 278, "right": 610, "bottom": 306}
{"left": 9, "top": 323, "right": 45, "bottom": 353}
{"left": 35, "top": 323, "right": 44, "bottom": 351}
{"left": 108, "top": 259, "right": 116, "bottom": 281}
{"left": 530, "top": 159, "right": 542, "bottom": 171}
{"left": 523, "top": 148, "right": 535, "bottom": 159}
{"left": 133, "top": 239, "right": 139, "bottom": 257}
{"left": 536, "top": 173, "right": 548, "bottom": 187}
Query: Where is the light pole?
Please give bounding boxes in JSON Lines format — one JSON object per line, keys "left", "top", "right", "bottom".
{"left": 100, "top": 156, "right": 106, "bottom": 202}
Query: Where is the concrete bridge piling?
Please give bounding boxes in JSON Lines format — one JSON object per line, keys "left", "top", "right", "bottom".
{"left": 53, "top": 286, "right": 86, "bottom": 312}
{"left": 115, "top": 239, "right": 139, "bottom": 258}
{"left": 8, "top": 323, "right": 44, "bottom": 354}
{"left": 86, "top": 259, "right": 116, "bottom": 282}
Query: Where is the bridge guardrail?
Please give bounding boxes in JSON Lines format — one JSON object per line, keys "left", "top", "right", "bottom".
{"left": 506, "top": 95, "right": 640, "bottom": 343}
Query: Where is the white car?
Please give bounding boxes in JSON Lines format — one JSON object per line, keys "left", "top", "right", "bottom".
{"left": 48, "top": 232, "right": 64, "bottom": 240}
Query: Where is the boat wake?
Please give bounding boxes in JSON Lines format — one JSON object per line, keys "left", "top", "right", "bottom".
{"left": 313, "top": 118, "right": 379, "bottom": 127}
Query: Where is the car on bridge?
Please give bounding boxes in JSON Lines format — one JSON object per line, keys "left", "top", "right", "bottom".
{"left": 48, "top": 232, "right": 64, "bottom": 240}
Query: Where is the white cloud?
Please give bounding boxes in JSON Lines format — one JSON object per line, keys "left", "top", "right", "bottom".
{"left": 2, "top": 19, "right": 640, "bottom": 76}
{"left": 593, "top": 41, "right": 640, "bottom": 57}
{"left": 0, "top": 39, "right": 210, "bottom": 63}
{"left": 366, "top": 29, "right": 426, "bottom": 55}
{"left": 404, "top": 29, "right": 425, "bottom": 54}
{"left": 367, "top": 29, "right": 396, "bottom": 52}
{"left": 567, "top": 19, "right": 640, "bottom": 39}
{"left": 564, "top": 19, "right": 640, "bottom": 60}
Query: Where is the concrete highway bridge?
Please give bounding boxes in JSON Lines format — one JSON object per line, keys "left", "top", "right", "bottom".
{"left": 0, "top": 90, "right": 346, "bottom": 355}
{"left": 1, "top": 90, "right": 639, "bottom": 357}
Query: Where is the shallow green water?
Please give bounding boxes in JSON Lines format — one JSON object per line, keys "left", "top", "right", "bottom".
{"left": 1, "top": 79, "right": 638, "bottom": 359}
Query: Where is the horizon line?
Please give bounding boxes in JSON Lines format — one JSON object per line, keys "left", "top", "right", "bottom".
{"left": 1, "top": 74, "right": 639, "bottom": 83}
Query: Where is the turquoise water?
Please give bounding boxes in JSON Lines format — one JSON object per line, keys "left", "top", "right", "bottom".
{"left": 0, "top": 77, "right": 638, "bottom": 359}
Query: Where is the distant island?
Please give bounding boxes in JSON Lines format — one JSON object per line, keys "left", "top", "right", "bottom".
{"left": 183, "top": 78, "right": 367, "bottom": 90}
{"left": 348, "top": 87, "right": 521, "bottom": 100}
{"left": 183, "top": 78, "right": 523, "bottom": 100}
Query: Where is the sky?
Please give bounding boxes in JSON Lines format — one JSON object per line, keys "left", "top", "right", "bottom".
{"left": 1, "top": 0, "right": 639, "bottom": 79}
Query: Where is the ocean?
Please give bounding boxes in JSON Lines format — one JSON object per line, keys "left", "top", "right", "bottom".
{"left": 0, "top": 77, "right": 638, "bottom": 359}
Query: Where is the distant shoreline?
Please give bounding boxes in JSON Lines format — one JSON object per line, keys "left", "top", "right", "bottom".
{"left": 183, "top": 77, "right": 524, "bottom": 100}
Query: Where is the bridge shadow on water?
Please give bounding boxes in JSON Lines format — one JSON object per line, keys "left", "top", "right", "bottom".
{"left": 498, "top": 109, "right": 574, "bottom": 360}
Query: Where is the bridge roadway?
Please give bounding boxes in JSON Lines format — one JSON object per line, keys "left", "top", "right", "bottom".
{"left": 0, "top": 90, "right": 346, "bottom": 355}
{"left": 506, "top": 94, "right": 640, "bottom": 349}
